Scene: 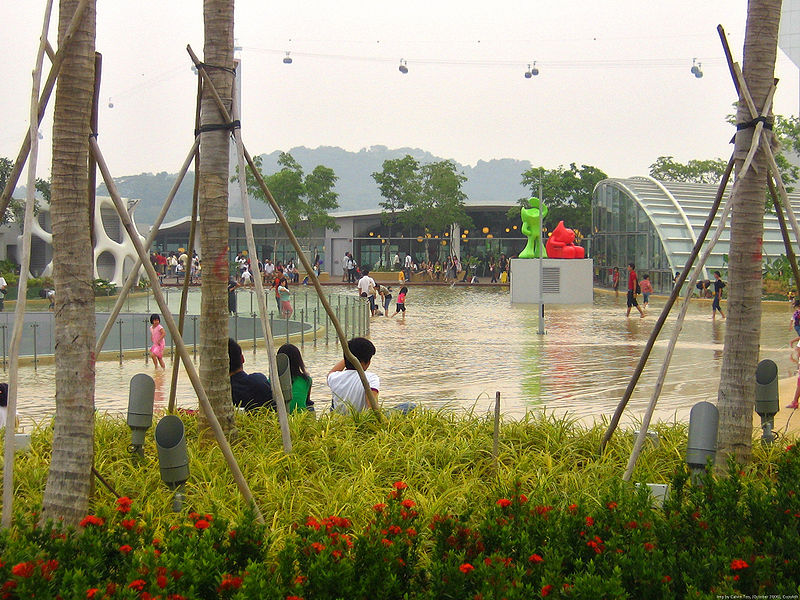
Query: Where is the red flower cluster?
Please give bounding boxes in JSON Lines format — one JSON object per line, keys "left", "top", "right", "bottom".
{"left": 119, "top": 544, "right": 133, "bottom": 555}
{"left": 459, "top": 563, "right": 474, "bottom": 574}
{"left": 218, "top": 574, "right": 243, "bottom": 591}
{"left": 116, "top": 496, "right": 133, "bottom": 514}
{"left": 128, "top": 579, "right": 146, "bottom": 592}
{"left": 586, "top": 535, "right": 605, "bottom": 554}
{"left": 10, "top": 562, "right": 35, "bottom": 578}
{"left": 393, "top": 481, "right": 408, "bottom": 490}
{"left": 194, "top": 519, "right": 210, "bottom": 530}
{"left": 496, "top": 498, "right": 512, "bottom": 508}
{"left": 730, "top": 559, "right": 749, "bottom": 570}
{"left": 529, "top": 554, "right": 544, "bottom": 564}
{"left": 79, "top": 515, "right": 105, "bottom": 528}
{"left": 541, "top": 584, "right": 553, "bottom": 597}
{"left": 121, "top": 518, "right": 137, "bottom": 531}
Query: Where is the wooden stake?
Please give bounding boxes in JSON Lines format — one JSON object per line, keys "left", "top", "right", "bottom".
{"left": 231, "top": 65, "right": 293, "bottom": 452}
{"left": 768, "top": 177, "right": 800, "bottom": 294}
{"left": 186, "top": 45, "right": 381, "bottom": 417}
{"left": 168, "top": 73, "right": 203, "bottom": 414}
{"left": 623, "top": 194, "right": 735, "bottom": 481}
{"left": 599, "top": 156, "right": 735, "bottom": 454}
{"left": 2, "top": 0, "right": 54, "bottom": 530}
{"left": 492, "top": 391, "right": 501, "bottom": 469}
{"left": 94, "top": 139, "right": 199, "bottom": 355}
{"left": 0, "top": 0, "right": 92, "bottom": 220}
{"left": 90, "top": 137, "right": 265, "bottom": 524}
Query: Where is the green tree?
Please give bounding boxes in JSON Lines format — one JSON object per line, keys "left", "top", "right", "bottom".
{"left": 239, "top": 152, "right": 339, "bottom": 238}
{"left": 0, "top": 156, "right": 51, "bottom": 224}
{"left": 516, "top": 163, "right": 606, "bottom": 237}
{"left": 648, "top": 156, "right": 728, "bottom": 184}
{"left": 372, "top": 155, "right": 421, "bottom": 232}
{"left": 410, "top": 160, "right": 473, "bottom": 261}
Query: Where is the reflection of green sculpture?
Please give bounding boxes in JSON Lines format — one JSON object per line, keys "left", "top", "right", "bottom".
{"left": 519, "top": 197, "right": 548, "bottom": 258}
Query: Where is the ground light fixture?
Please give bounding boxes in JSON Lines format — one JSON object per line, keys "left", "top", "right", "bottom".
{"left": 686, "top": 401, "right": 718, "bottom": 483}
{"left": 691, "top": 58, "right": 703, "bottom": 78}
{"left": 155, "top": 415, "right": 190, "bottom": 512}
{"left": 126, "top": 373, "right": 154, "bottom": 457}
{"left": 754, "top": 358, "right": 779, "bottom": 444}
{"left": 399, "top": 59, "right": 408, "bottom": 74}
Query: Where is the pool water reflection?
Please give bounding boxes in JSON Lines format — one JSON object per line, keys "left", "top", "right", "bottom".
{"left": 10, "top": 286, "right": 794, "bottom": 427}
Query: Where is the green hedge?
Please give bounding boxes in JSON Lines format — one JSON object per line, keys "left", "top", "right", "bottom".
{"left": 1, "top": 445, "right": 798, "bottom": 599}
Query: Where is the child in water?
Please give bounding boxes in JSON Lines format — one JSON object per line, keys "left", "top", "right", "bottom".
{"left": 149, "top": 313, "right": 166, "bottom": 369}
{"left": 640, "top": 274, "right": 653, "bottom": 309}
{"left": 391, "top": 286, "right": 408, "bottom": 318}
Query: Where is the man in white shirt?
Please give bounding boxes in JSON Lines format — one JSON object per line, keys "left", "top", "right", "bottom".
{"left": 357, "top": 268, "right": 376, "bottom": 314}
{"left": 0, "top": 275, "right": 7, "bottom": 311}
{"left": 327, "top": 337, "right": 379, "bottom": 413}
{"left": 403, "top": 253, "right": 412, "bottom": 282}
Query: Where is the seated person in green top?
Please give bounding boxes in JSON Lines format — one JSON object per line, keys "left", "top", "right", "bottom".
{"left": 276, "top": 343, "right": 314, "bottom": 413}
{"left": 228, "top": 338, "right": 274, "bottom": 412}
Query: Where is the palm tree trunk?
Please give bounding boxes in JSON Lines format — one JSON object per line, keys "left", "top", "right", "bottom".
{"left": 41, "top": 0, "right": 97, "bottom": 525}
{"left": 716, "top": 0, "right": 781, "bottom": 467}
{"left": 198, "top": 0, "right": 236, "bottom": 438}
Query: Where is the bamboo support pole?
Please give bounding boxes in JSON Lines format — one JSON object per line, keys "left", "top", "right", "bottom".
{"left": 718, "top": 26, "right": 800, "bottom": 249}
{"left": 492, "top": 391, "right": 501, "bottom": 470}
{"left": 769, "top": 177, "right": 800, "bottom": 294}
{"left": 623, "top": 194, "right": 735, "bottom": 481}
{"left": 89, "top": 137, "right": 264, "bottom": 523}
{"left": 0, "top": 0, "right": 91, "bottom": 220}
{"left": 186, "top": 45, "right": 381, "bottom": 417}
{"left": 168, "top": 74, "right": 203, "bottom": 414}
{"left": 2, "top": 0, "right": 54, "bottom": 530}
{"left": 94, "top": 138, "right": 199, "bottom": 355}
{"left": 599, "top": 155, "right": 735, "bottom": 454}
{"left": 230, "top": 68, "right": 293, "bottom": 452}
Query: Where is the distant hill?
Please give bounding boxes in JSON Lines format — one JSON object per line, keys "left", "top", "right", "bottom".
{"left": 95, "top": 146, "right": 533, "bottom": 228}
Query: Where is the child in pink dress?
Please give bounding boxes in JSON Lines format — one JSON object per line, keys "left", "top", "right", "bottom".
{"left": 149, "top": 313, "right": 166, "bottom": 369}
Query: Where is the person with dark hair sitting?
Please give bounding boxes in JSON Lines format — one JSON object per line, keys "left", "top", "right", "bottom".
{"left": 228, "top": 338, "right": 274, "bottom": 412}
{"left": 277, "top": 343, "right": 314, "bottom": 413}
{"left": 327, "top": 337, "right": 379, "bottom": 414}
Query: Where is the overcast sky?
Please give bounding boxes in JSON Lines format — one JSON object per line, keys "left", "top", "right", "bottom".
{"left": 2, "top": 1, "right": 798, "bottom": 182}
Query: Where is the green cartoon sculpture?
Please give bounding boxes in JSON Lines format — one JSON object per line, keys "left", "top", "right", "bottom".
{"left": 519, "top": 197, "right": 548, "bottom": 258}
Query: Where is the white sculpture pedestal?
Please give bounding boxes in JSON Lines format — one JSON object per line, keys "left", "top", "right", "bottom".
{"left": 510, "top": 258, "right": 593, "bottom": 305}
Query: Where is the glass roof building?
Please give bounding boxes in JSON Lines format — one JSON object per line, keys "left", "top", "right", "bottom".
{"left": 592, "top": 176, "right": 800, "bottom": 292}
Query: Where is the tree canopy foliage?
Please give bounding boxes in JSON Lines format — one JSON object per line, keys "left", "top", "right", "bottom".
{"left": 237, "top": 152, "right": 340, "bottom": 237}
{"left": 515, "top": 163, "right": 607, "bottom": 237}
{"left": 648, "top": 156, "right": 728, "bottom": 184}
{"left": 372, "top": 155, "right": 473, "bottom": 236}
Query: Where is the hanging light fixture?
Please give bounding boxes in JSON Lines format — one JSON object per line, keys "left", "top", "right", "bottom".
{"left": 399, "top": 59, "right": 408, "bottom": 74}
{"left": 107, "top": 97, "right": 114, "bottom": 109}
{"left": 691, "top": 58, "right": 703, "bottom": 78}
{"left": 283, "top": 51, "right": 293, "bottom": 65}
{"left": 524, "top": 64, "right": 532, "bottom": 79}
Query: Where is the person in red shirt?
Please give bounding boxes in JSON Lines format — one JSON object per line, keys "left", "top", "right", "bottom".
{"left": 626, "top": 262, "right": 644, "bottom": 318}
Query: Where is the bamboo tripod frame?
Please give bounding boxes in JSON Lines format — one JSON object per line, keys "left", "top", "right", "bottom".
{"left": 607, "top": 25, "right": 800, "bottom": 479}
{"left": 186, "top": 45, "right": 382, "bottom": 418}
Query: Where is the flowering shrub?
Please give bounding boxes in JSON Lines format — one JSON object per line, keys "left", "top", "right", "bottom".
{"left": 1, "top": 447, "right": 800, "bottom": 598}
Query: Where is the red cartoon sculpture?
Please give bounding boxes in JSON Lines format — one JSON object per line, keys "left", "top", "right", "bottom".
{"left": 545, "top": 221, "right": 585, "bottom": 259}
